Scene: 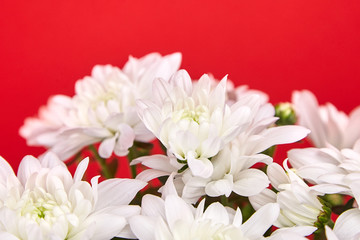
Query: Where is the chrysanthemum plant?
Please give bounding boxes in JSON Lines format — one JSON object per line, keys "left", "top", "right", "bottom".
{"left": 7, "top": 52, "right": 359, "bottom": 239}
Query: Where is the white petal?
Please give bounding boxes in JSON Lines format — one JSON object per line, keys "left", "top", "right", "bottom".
{"left": 249, "top": 188, "right": 277, "bottom": 210}
{"left": 98, "top": 135, "right": 116, "bottom": 159}
{"left": 325, "top": 225, "right": 340, "bottom": 240}
{"left": 114, "top": 124, "right": 135, "bottom": 156}
{"left": 142, "top": 194, "right": 166, "bottom": 219}
{"left": 17, "top": 155, "right": 42, "bottom": 185}
{"left": 205, "top": 174, "right": 233, "bottom": 197}
{"left": 288, "top": 148, "right": 341, "bottom": 169}
{"left": 73, "top": 158, "right": 89, "bottom": 182}
{"left": 90, "top": 214, "right": 127, "bottom": 240}
{"left": 0, "top": 156, "right": 16, "bottom": 185}
{"left": 131, "top": 155, "right": 178, "bottom": 173}
{"left": 267, "top": 163, "right": 290, "bottom": 191}
{"left": 129, "top": 215, "right": 156, "bottom": 240}
{"left": 136, "top": 169, "right": 171, "bottom": 182}
{"left": 187, "top": 156, "right": 213, "bottom": 178}
{"left": 252, "top": 126, "right": 310, "bottom": 154}
{"left": 199, "top": 137, "right": 222, "bottom": 158}
{"left": 333, "top": 208, "right": 360, "bottom": 239}
{"left": 233, "top": 169, "right": 270, "bottom": 196}
{"left": 161, "top": 173, "right": 179, "bottom": 198}
{"left": 202, "top": 202, "right": 229, "bottom": 225}
{"left": 165, "top": 195, "right": 194, "bottom": 231}
{"left": 96, "top": 179, "right": 147, "bottom": 210}
{"left": 311, "top": 184, "right": 350, "bottom": 194}
{"left": 241, "top": 203, "right": 280, "bottom": 238}
{"left": 171, "top": 70, "right": 193, "bottom": 96}
{"left": 40, "top": 152, "right": 66, "bottom": 168}
{"left": 292, "top": 90, "right": 327, "bottom": 148}
{"left": 233, "top": 208, "right": 243, "bottom": 228}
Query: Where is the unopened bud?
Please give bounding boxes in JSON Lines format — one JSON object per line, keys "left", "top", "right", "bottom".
{"left": 275, "top": 102, "right": 297, "bottom": 126}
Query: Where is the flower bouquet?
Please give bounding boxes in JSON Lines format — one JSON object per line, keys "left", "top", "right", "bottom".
{"left": 2, "top": 52, "right": 360, "bottom": 239}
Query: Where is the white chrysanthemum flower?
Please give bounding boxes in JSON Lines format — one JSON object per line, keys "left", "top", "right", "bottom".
{"left": 249, "top": 161, "right": 324, "bottom": 230}
{"left": 288, "top": 146, "right": 360, "bottom": 195}
{"left": 134, "top": 91, "right": 309, "bottom": 203}
{"left": 137, "top": 70, "right": 255, "bottom": 178}
{"left": 129, "top": 176, "right": 314, "bottom": 240}
{"left": 130, "top": 195, "right": 280, "bottom": 240}
{"left": 0, "top": 152, "right": 146, "bottom": 240}
{"left": 292, "top": 90, "right": 360, "bottom": 149}
{"left": 20, "top": 52, "right": 182, "bottom": 160}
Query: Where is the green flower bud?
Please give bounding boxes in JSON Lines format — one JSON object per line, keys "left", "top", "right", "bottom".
{"left": 275, "top": 102, "right": 297, "bottom": 126}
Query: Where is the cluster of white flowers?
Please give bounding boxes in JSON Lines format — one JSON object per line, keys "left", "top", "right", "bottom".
{"left": 4, "top": 52, "right": 358, "bottom": 239}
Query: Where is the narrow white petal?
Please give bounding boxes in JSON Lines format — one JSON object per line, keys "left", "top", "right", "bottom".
{"left": 96, "top": 179, "right": 147, "bottom": 210}
{"left": 325, "top": 225, "right": 340, "bottom": 240}
{"left": 202, "top": 202, "right": 229, "bottom": 225}
{"left": 233, "top": 169, "right": 269, "bottom": 196}
{"left": 142, "top": 195, "right": 166, "bottom": 219}
{"left": 311, "top": 184, "right": 350, "bottom": 194}
{"left": 131, "top": 155, "right": 178, "bottom": 173}
{"left": 0, "top": 156, "right": 16, "bottom": 185}
{"left": 288, "top": 148, "right": 341, "bottom": 169}
{"left": 241, "top": 203, "right": 280, "bottom": 238}
{"left": 292, "top": 90, "right": 327, "bottom": 147}
{"left": 90, "top": 214, "right": 127, "bottom": 240}
{"left": 171, "top": 70, "right": 193, "bottom": 95}
{"left": 165, "top": 195, "right": 194, "bottom": 231}
{"left": 114, "top": 124, "right": 135, "bottom": 156}
{"left": 98, "top": 135, "right": 116, "bottom": 159}
{"left": 17, "top": 155, "right": 42, "bottom": 185}
{"left": 233, "top": 208, "right": 243, "bottom": 228}
{"left": 205, "top": 174, "right": 233, "bottom": 197}
{"left": 136, "top": 169, "right": 171, "bottom": 182}
{"left": 129, "top": 216, "right": 156, "bottom": 240}
{"left": 248, "top": 188, "right": 277, "bottom": 210}
{"left": 187, "top": 156, "right": 213, "bottom": 178}
{"left": 161, "top": 173, "right": 179, "bottom": 198}
{"left": 252, "top": 126, "right": 310, "bottom": 154}
{"left": 267, "top": 163, "right": 290, "bottom": 191}
{"left": 73, "top": 158, "right": 89, "bottom": 182}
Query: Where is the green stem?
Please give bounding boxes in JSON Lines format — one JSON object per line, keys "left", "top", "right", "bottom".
{"left": 127, "top": 141, "right": 153, "bottom": 179}
{"left": 65, "top": 150, "right": 83, "bottom": 167}
{"left": 88, "top": 145, "right": 113, "bottom": 179}
{"left": 130, "top": 165, "right": 137, "bottom": 179}
{"left": 221, "top": 195, "right": 229, "bottom": 206}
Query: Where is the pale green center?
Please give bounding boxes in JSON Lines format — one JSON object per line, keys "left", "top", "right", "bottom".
{"left": 17, "top": 187, "right": 72, "bottom": 225}
{"left": 173, "top": 105, "right": 210, "bottom": 124}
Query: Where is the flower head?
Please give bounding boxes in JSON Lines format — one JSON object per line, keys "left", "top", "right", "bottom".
{"left": 134, "top": 88, "right": 309, "bottom": 203}
{"left": 20, "top": 52, "right": 182, "bottom": 160}
{"left": 249, "top": 161, "right": 325, "bottom": 230}
{"left": 288, "top": 146, "right": 360, "bottom": 195}
{"left": 0, "top": 153, "right": 146, "bottom": 240}
{"left": 137, "top": 70, "right": 255, "bottom": 178}
{"left": 129, "top": 176, "right": 282, "bottom": 240}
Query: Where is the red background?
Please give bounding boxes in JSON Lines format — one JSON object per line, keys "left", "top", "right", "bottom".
{"left": 1, "top": 0, "right": 360, "bottom": 171}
